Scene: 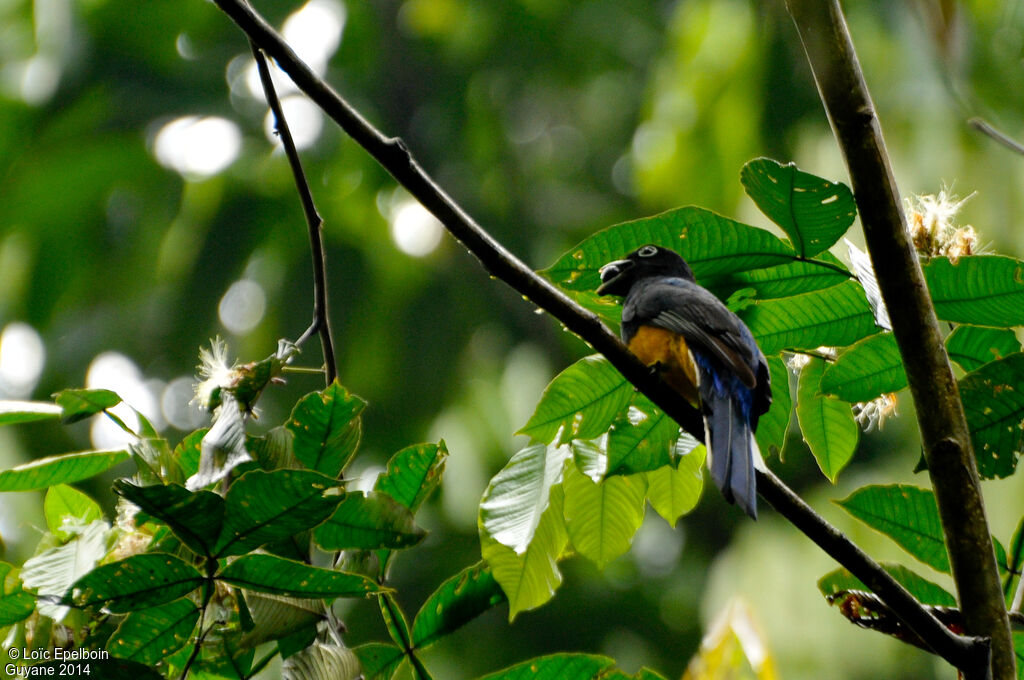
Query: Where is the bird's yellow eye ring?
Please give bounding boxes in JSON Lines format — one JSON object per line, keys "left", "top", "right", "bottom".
{"left": 638, "top": 245, "right": 658, "bottom": 257}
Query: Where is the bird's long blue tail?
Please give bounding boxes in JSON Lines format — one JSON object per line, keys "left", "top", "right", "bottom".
{"left": 704, "top": 390, "right": 759, "bottom": 519}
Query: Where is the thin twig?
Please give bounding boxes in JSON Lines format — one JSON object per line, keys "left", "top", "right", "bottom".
{"left": 969, "top": 117, "right": 1024, "bottom": 157}
{"left": 786, "top": 1, "right": 1012, "bottom": 678}
{"left": 211, "top": 0, "right": 984, "bottom": 671}
{"left": 251, "top": 42, "right": 338, "bottom": 385}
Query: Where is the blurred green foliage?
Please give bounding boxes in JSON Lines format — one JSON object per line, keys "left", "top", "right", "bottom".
{"left": 1, "top": 0, "right": 1023, "bottom": 677}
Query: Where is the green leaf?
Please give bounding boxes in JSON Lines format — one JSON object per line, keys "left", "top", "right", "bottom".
{"left": 518, "top": 355, "right": 633, "bottom": 446}
{"left": 352, "top": 642, "right": 405, "bottom": 680}
{"left": 820, "top": 333, "right": 907, "bottom": 402}
{"left": 217, "top": 554, "right": 385, "bottom": 598}
{"left": 53, "top": 388, "right": 122, "bottom": 424}
{"left": 314, "top": 491, "right": 425, "bottom": 551}
{"left": 476, "top": 653, "right": 615, "bottom": 680}
{"left": 375, "top": 441, "right": 447, "bottom": 514}
{"left": 959, "top": 352, "right": 1024, "bottom": 479}
{"left": 632, "top": 670, "right": 670, "bottom": 680}
{"left": 1006, "top": 515, "right": 1024, "bottom": 600}
{"left": 543, "top": 206, "right": 796, "bottom": 293}
{"left": 755, "top": 356, "right": 792, "bottom": 458}
{"left": 287, "top": 381, "right": 366, "bottom": 477}
{"left": 0, "top": 448, "right": 130, "bottom": 491}
{"left": 817, "top": 563, "right": 956, "bottom": 607}
{"left": 563, "top": 465, "right": 646, "bottom": 569}
{"left": 0, "top": 562, "right": 35, "bottom": 625}
{"left": 44, "top": 484, "right": 103, "bottom": 540}
{"left": 925, "top": 255, "right": 1024, "bottom": 327}
{"left": 481, "top": 484, "right": 568, "bottom": 620}
{"left": 67, "top": 553, "right": 205, "bottom": 613}
{"left": 605, "top": 395, "right": 684, "bottom": 476}
{"left": 644, "top": 447, "right": 705, "bottom": 526}
{"left": 411, "top": 561, "right": 506, "bottom": 649}
{"left": 379, "top": 591, "right": 413, "bottom": 649}
{"left": 740, "top": 280, "right": 879, "bottom": 355}
{"left": 947, "top": 325, "right": 1021, "bottom": 372}
{"left": 0, "top": 400, "right": 62, "bottom": 426}
{"left": 740, "top": 158, "right": 856, "bottom": 257}
{"left": 1014, "top": 632, "right": 1024, "bottom": 680}
{"left": 796, "top": 357, "right": 858, "bottom": 482}
{"left": 214, "top": 469, "right": 345, "bottom": 557}
{"left": 173, "top": 428, "right": 206, "bottom": 481}
{"left": 836, "top": 485, "right": 950, "bottom": 573}
{"left": 479, "top": 444, "right": 570, "bottom": 554}
{"left": 709, "top": 252, "right": 850, "bottom": 300}
{"left": 107, "top": 598, "right": 200, "bottom": 664}
{"left": 114, "top": 481, "right": 225, "bottom": 557}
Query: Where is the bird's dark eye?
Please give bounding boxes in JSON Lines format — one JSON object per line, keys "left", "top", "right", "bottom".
{"left": 638, "top": 245, "right": 658, "bottom": 257}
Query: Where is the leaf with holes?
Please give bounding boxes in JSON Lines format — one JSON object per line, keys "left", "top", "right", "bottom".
{"left": 287, "top": 381, "right": 366, "bottom": 477}
{"left": 741, "top": 158, "right": 856, "bottom": 257}
{"left": 107, "top": 598, "right": 199, "bottom": 664}
{"left": 925, "top": 255, "right": 1024, "bottom": 328}
{"left": 217, "top": 554, "right": 385, "bottom": 598}
{"left": 959, "top": 352, "right": 1024, "bottom": 479}
{"left": 115, "top": 481, "right": 225, "bottom": 557}
{"left": 947, "top": 326, "right": 1021, "bottom": 373}
{"left": 820, "top": 333, "right": 907, "bottom": 403}
{"left": 67, "top": 553, "right": 204, "bottom": 613}
{"left": 411, "top": 561, "right": 506, "bottom": 649}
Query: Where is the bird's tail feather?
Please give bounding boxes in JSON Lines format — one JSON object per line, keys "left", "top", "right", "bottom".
{"left": 703, "top": 393, "right": 758, "bottom": 519}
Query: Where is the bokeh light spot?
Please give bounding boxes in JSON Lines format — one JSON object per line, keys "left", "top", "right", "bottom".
{"left": 282, "top": 0, "right": 346, "bottom": 71}
{"left": 161, "top": 376, "right": 207, "bottom": 431}
{"left": 264, "top": 95, "right": 324, "bottom": 150}
{"left": 86, "top": 353, "right": 160, "bottom": 449}
{"left": 390, "top": 200, "right": 444, "bottom": 257}
{"left": 0, "top": 322, "right": 45, "bottom": 398}
{"left": 218, "top": 279, "right": 267, "bottom": 334}
{"left": 153, "top": 116, "right": 242, "bottom": 179}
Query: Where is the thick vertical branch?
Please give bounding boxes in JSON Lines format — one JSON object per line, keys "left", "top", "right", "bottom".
{"left": 251, "top": 44, "right": 338, "bottom": 385}
{"left": 786, "top": 1, "right": 1013, "bottom": 678}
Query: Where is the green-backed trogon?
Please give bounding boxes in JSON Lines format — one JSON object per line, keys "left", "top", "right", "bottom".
{"left": 597, "top": 244, "right": 771, "bottom": 518}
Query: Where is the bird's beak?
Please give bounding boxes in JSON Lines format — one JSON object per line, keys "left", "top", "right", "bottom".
{"left": 596, "top": 258, "right": 633, "bottom": 295}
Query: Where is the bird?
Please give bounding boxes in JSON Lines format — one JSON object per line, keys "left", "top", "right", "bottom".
{"left": 596, "top": 244, "right": 771, "bottom": 518}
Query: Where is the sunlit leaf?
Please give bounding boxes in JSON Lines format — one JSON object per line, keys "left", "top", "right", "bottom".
{"left": 946, "top": 325, "right": 1021, "bottom": 372}
{"left": 796, "top": 357, "right": 858, "bottom": 482}
{"left": 755, "top": 356, "right": 792, "bottom": 458}
{"left": 114, "top": 481, "right": 225, "bottom": 557}
{"left": 173, "top": 428, "right": 206, "bottom": 481}
{"left": 477, "top": 653, "right": 615, "bottom": 680}
{"left": 740, "top": 158, "right": 856, "bottom": 257}
{"left": 481, "top": 485, "right": 568, "bottom": 620}
{"left": 107, "top": 598, "right": 200, "bottom": 664}
{"left": 645, "top": 447, "right": 705, "bottom": 526}
{"left": 817, "top": 563, "right": 956, "bottom": 607}
{"left": 53, "top": 388, "right": 122, "bottom": 424}
{"left": 0, "top": 562, "right": 35, "bottom": 625}
{"left": 314, "top": 491, "right": 425, "bottom": 551}
{"left": 845, "top": 239, "right": 891, "bottom": 331}
{"left": 479, "top": 443, "right": 569, "bottom": 554}
{"left": 352, "top": 643, "right": 404, "bottom": 680}
{"left": 0, "top": 400, "right": 62, "bottom": 426}
{"left": 959, "top": 352, "right": 1024, "bottom": 479}
{"left": 67, "top": 553, "right": 204, "bottom": 613}
{"left": 518, "top": 355, "right": 633, "bottom": 446}
{"left": 44, "top": 484, "right": 103, "bottom": 541}
{"left": 543, "top": 206, "right": 796, "bottom": 294}
{"left": 681, "top": 599, "right": 776, "bottom": 680}
{"left": 214, "top": 469, "right": 345, "bottom": 557}
{"left": 819, "top": 333, "right": 907, "bottom": 403}
{"left": 836, "top": 485, "right": 950, "bottom": 573}
{"left": 287, "top": 381, "right": 366, "bottom": 477}
{"left": 563, "top": 465, "right": 646, "bottom": 569}
{"left": 924, "top": 255, "right": 1024, "bottom": 327}
{"left": 0, "top": 448, "right": 130, "bottom": 492}
{"left": 740, "top": 280, "right": 879, "bottom": 355}
{"left": 189, "top": 395, "right": 251, "bottom": 489}
{"left": 411, "top": 561, "right": 506, "bottom": 649}
{"left": 22, "top": 520, "right": 109, "bottom": 620}
{"left": 217, "top": 554, "right": 385, "bottom": 598}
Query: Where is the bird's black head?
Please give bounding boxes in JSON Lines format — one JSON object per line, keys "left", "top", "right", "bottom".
{"left": 596, "top": 244, "right": 695, "bottom": 296}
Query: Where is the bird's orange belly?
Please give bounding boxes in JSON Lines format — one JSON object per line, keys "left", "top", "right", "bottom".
{"left": 628, "top": 325, "right": 699, "bottom": 405}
